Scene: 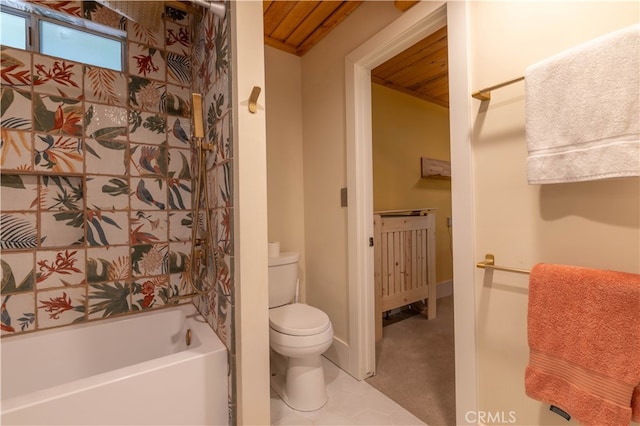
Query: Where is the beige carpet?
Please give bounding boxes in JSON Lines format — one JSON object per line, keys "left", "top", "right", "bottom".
{"left": 366, "top": 296, "right": 456, "bottom": 426}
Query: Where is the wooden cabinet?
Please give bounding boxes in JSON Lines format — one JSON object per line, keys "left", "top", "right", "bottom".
{"left": 373, "top": 209, "right": 436, "bottom": 340}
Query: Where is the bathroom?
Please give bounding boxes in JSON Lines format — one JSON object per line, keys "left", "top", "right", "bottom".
{"left": 2, "top": 1, "right": 639, "bottom": 425}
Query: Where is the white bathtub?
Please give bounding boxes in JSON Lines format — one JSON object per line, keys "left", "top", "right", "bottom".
{"left": 1, "top": 304, "right": 228, "bottom": 425}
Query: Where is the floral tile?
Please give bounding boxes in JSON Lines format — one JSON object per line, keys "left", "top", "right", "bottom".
{"left": 168, "top": 211, "right": 192, "bottom": 241}
{"left": 1, "top": 47, "right": 33, "bottom": 89}
{"left": 32, "top": 94, "right": 83, "bottom": 137}
{"left": 0, "top": 292, "right": 36, "bottom": 335}
{"left": 36, "top": 248, "right": 86, "bottom": 289}
{"left": 32, "top": 1, "right": 82, "bottom": 17}
{"left": 0, "top": 252, "right": 35, "bottom": 294}
{"left": 204, "top": 290, "right": 218, "bottom": 333}
{"left": 85, "top": 175, "right": 129, "bottom": 210}
{"left": 32, "top": 54, "right": 83, "bottom": 98}
{"left": 166, "top": 84, "right": 191, "bottom": 117}
{"left": 87, "top": 281, "right": 131, "bottom": 320}
{"left": 131, "top": 275, "right": 170, "bottom": 310}
{"left": 86, "top": 210, "right": 128, "bottom": 247}
{"left": 86, "top": 246, "right": 130, "bottom": 283}
{"left": 40, "top": 211, "right": 84, "bottom": 247}
{"left": 83, "top": 1, "right": 126, "bottom": 30}
{"left": 207, "top": 17, "right": 229, "bottom": 83}
{"left": 167, "top": 116, "right": 191, "bottom": 147}
{"left": 216, "top": 207, "right": 233, "bottom": 255}
{"left": 166, "top": 21, "right": 190, "bottom": 56}
{"left": 165, "top": 6, "right": 190, "bottom": 27}
{"left": 128, "top": 21, "right": 165, "bottom": 50}
{"left": 129, "top": 111, "right": 166, "bottom": 145}
{"left": 168, "top": 148, "right": 191, "bottom": 180}
{"left": 168, "top": 179, "right": 191, "bottom": 210}
{"left": 84, "top": 103, "right": 128, "bottom": 141}
{"left": 167, "top": 53, "right": 191, "bottom": 87}
{"left": 129, "top": 43, "right": 166, "bottom": 82}
{"left": 130, "top": 210, "right": 168, "bottom": 245}
{"left": 130, "top": 177, "right": 166, "bottom": 211}
{"left": 0, "top": 129, "right": 33, "bottom": 171}
{"left": 130, "top": 144, "right": 167, "bottom": 177}
{"left": 33, "top": 133, "right": 83, "bottom": 174}
{"left": 216, "top": 249, "right": 232, "bottom": 298}
{"left": 216, "top": 161, "right": 232, "bottom": 209}
{"left": 40, "top": 175, "right": 83, "bottom": 211}
{"left": 131, "top": 243, "right": 168, "bottom": 277}
{"left": 169, "top": 272, "right": 192, "bottom": 299}
{"left": 0, "top": 212, "right": 38, "bottom": 250}
{"left": 169, "top": 240, "right": 190, "bottom": 274}
{"left": 216, "top": 292, "right": 232, "bottom": 350}
{"left": 84, "top": 138, "right": 127, "bottom": 176}
{"left": 84, "top": 66, "right": 127, "bottom": 106}
{"left": 129, "top": 77, "right": 165, "bottom": 112}
{"left": 1, "top": 174, "right": 38, "bottom": 211}
{"left": 37, "top": 286, "right": 85, "bottom": 329}
{"left": 1, "top": 87, "right": 32, "bottom": 131}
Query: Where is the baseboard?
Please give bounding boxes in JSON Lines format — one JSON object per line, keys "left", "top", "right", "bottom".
{"left": 437, "top": 279, "right": 453, "bottom": 298}
{"left": 323, "top": 335, "right": 349, "bottom": 372}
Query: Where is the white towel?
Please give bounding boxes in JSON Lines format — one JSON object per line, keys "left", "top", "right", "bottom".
{"left": 525, "top": 24, "right": 640, "bottom": 184}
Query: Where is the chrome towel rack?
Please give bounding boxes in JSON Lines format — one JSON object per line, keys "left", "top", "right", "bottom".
{"left": 476, "top": 253, "right": 530, "bottom": 275}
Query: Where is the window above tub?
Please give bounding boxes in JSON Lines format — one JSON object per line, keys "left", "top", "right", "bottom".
{"left": 0, "top": 0, "right": 126, "bottom": 71}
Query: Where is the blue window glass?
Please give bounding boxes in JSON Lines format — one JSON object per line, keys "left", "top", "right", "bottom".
{"left": 39, "top": 20, "right": 123, "bottom": 71}
{"left": 0, "top": 11, "right": 27, "bottom": 49}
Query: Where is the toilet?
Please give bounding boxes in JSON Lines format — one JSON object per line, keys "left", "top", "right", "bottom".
{"left": 268, "top": 252, "right": 334, "bottom": 411}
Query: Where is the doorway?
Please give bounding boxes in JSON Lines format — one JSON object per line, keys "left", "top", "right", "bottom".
{"left": 344, "top": 2, "right": 478, "bottom": 424}
{"left": 365, "top": 29, "right": 455, "bottom": 423}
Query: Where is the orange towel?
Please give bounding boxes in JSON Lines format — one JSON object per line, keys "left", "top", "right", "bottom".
{"left": 525, "top": 264, "right": 640, "bottom": 426}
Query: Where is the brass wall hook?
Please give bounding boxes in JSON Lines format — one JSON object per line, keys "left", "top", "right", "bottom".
{"left": 248, "top": 86, "right": 261, "bottom": 113}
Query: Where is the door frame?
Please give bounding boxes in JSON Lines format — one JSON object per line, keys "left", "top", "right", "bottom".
{"left": 344, "top": 2, "right": 478, "bottom": 423}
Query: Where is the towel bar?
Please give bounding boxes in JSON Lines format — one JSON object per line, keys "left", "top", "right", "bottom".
{"left": 471, "top": 76, "right": 525, "bottom": 101}
{"left": 476, "top": 253, "right": 530, "bottom": 274}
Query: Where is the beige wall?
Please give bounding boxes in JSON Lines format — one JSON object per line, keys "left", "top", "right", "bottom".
{"left": 372, "top": 83, "right": 453, "bottom": 283}
{"left": 469, "top": 2, "right": 640, "bottom": 424}
{"left": 300, "top": 1, "right": 402, "bottom": 343}
{"left": 264, "top": 46, "right": 307, "bottom": 301}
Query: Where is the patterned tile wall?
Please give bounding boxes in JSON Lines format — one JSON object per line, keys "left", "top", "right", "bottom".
{"left": 0, "top": 2, "right": 234, "bottom": 415}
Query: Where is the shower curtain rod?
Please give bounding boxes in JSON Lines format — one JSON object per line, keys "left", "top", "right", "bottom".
{"left": 471, "top": 76, "right": 525, "bottom": 101}
{"left": 476, "top": 253, "right": 531, "bottom": 275}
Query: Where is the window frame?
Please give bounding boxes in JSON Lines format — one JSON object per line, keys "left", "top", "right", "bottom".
{"left": 0, "top": 6, "right": 31, "bottom": 50}
{"left": 0, "top": 3, "right": 127, "bottom": 72}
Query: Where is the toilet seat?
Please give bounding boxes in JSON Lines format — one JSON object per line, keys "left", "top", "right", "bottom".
{"left": 269, "top": 303, "right": 330, "bottom": 336}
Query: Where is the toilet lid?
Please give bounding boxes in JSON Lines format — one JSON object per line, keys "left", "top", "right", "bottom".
{"left": 269, "top": 303, "right": 331, "bottom": 336}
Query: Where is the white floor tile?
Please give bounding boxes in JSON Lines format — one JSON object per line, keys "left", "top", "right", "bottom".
{"left": 270, "top": 357, "right": 426, "bottom": 426}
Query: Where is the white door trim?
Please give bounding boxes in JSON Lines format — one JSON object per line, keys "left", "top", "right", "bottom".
{"left": 344, "top": 2, "right": 478, "bottom": 423}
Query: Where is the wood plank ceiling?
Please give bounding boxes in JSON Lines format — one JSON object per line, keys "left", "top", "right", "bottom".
{"left": 263, "top": 0, "right": 449, "bottom": 107}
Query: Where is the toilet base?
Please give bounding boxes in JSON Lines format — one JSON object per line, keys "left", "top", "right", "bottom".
{"left": 270, "top": 351, "right": 328, "bottom": 412}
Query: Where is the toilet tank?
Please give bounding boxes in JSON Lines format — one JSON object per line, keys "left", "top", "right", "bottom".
{"left": 268, "top": 252, "right": 299, "bottom": 308}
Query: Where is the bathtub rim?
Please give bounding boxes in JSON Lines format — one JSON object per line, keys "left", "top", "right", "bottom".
{"left": 1, "top": 302, "right": 226, "bottom": 414}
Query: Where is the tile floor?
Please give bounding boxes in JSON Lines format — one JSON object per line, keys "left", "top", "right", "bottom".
{"left": 270, "top": 357, "right": 425, "bottom": 425}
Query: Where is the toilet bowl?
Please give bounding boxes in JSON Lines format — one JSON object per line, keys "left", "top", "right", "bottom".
{"left": 268, "top": 252, "right": 334, "bottom": 411}
{"left": 269, "top": 303, "right": 333, "bottom": 411}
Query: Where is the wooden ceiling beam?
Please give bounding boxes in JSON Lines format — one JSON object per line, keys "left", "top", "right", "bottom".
{"left": 263, "top": 1, "right": 298, "bottom": 36}
{"left": 296, "top": 0, "right": 363, "bottom": 56}
{"left": 373, "top": 77, "right": 448, "bottom": 108}
{"left": 372, "top": 30, "right": 447, "bottom": 79}
{"left": 284, "top": 1, "right": 342, "bottom": 51}
{"left": 270, "top": 1, "right": 320, "bottom": 42}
